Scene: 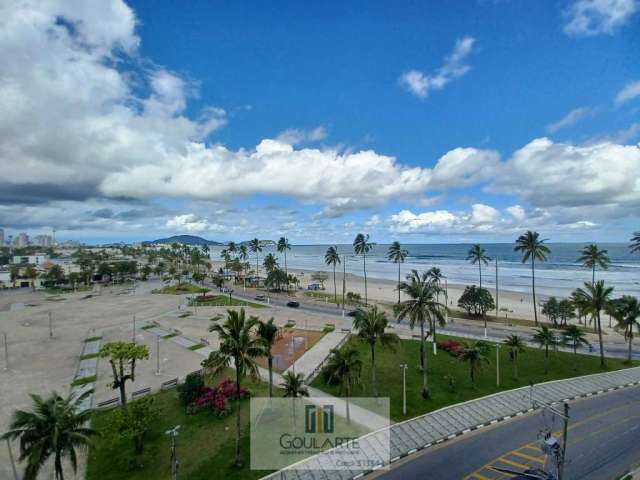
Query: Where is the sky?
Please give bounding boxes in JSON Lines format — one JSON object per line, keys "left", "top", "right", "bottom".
{"left": 1, "top": 0, "right": 640, "bottom": 245}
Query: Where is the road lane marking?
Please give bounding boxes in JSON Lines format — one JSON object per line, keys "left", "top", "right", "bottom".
{"left": 511, "top": 450, "right": 544, "bottom": 463}
{"left": 497, "top": 456, "right": 529, "bottom": 470}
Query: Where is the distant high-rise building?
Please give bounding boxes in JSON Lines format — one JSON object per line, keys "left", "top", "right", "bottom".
{"left": 16, "top": 232, "right": 29, "bottom": 247}
{"left": 0, "top": 228, "right": 4, "bottom": 246}
{"left": 34, "top": 235, "right": 53, "bottom": 247}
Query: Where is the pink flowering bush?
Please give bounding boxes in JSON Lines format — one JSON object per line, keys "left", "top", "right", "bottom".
{"left": 437, "top": 339, "right": 465, "bottom": 356}
{"left": 192, "top": 377, "right": 250, "bottom": 417}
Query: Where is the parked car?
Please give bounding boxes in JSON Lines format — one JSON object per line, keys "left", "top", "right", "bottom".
{"left": 287, "top": 301, "right": 300, "bottom": 308}
{"left": 346, "top": 309, "right": 363, "bottom": 317}
{"left": 255, "top": 294, "right": 266, "bottom": 301}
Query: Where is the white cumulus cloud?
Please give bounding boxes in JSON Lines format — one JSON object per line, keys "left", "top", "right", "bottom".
{"left": 563, "top": 0, "right": 639, "bottom": 37}
{"left": 615, "top": 80, "right": 640, "bottom": 105}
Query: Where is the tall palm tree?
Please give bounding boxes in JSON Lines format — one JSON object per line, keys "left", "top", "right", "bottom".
{"left": 202, "top": 309, "right": 264, "bottom": 466}
{"left": 353, "top": 233, "right": 375, "bottom": 305}
{"left": 574, "top": 280, "right": 614, "bottom": 368}
{"left": 561, "top": 325, "right": 590, "bottom": 370}
{"left": 577, "top": 244, "right": 610, "bottom": 285}
{"left": 248, "top": 238, "right": 262, "bottom": 283}
{"left": 395, "top": 270, "right": 446, "bottom": 399}
{"left": 353, "top": 306, "right": 399, "bottom": 398}
{"left": 2, "top": 390, "right": 98, "bottom": 480}
{"left": 532, "top": 325, "right": 558, "bottom": 374}
{"left": 277, "top": 237, "right": 291, "bottom": 291}
{"left": 514, "top": 231, "right": 550, "bottom": 326}
{"left": 387, "top": 241, "right": 409, "bottom": 304}
{"left": 238, "top": 245, "right": 249, "bottom": 285}
{"left": 324, "top": 246, "right": 341, "bottom": 305}
{"left": 227, "top": 241, "right": 237, "bottom": 255}
{"left": 503, "top": 334, "right": 525, "bottom": 380}
{"left": 458, "top": 341, "right": 490, "bottom": 388}
{"left": 466, "top": 244, "right": 491, "bottom": 291}
{"left": 257, "top": 318, "right": 278, "bottom": 397}
{"left": 630, "top": 231, "right": 640, "bottom": 254}
{"left": 612, "top": 296, "right": 640, "bottom": 364}
{"left": 323, "top": 347, "right": 362, "bottom": 423}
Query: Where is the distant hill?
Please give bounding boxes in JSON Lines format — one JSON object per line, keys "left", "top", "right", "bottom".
{"left": 143, "top": 235, "right": 224, "bottom": 246}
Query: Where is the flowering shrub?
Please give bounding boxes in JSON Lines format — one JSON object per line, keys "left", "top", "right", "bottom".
{"left": 437, "top": 339, "right": 465, "bottom": 356}
{"left": 192, "top": 377, "right": 250, "bottom": 417}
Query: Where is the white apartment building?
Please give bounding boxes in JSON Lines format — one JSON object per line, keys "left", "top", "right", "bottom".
{"left": 12, "top": 254, "right": 47, "bottom": 265}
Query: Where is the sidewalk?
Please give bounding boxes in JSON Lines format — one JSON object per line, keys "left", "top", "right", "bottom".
{"left": 261, "top": 366, "right": 640, "bottom": 480}
{"left": 283, "top": 330, "right": 349, "bottom": 381}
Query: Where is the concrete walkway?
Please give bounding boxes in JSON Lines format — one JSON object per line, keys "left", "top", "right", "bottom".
{"left": 261, "top": 366, "right": 640, "bottom": 480}
{"left": 283, "top": 330, "right": 349, "bottom": 382}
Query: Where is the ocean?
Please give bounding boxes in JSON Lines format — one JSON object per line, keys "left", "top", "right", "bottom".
{"left": 209, "top": 243, "right": 640, "bottom": 298}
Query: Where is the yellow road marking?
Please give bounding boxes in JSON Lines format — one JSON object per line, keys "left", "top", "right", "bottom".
{"left": 468, "top": 473, "right": 492, "bottom": 480}
{"left": 497, "top": 457, "right": 529, "bottom": 470}
{"left": 511, "top": 450, "right": 545, "bottom": 464}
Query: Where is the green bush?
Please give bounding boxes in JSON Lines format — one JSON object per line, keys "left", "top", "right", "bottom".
{"left": 178, "top": 373, "right": 205, "bottom": 408}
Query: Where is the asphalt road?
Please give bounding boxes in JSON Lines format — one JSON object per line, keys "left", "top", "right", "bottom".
{"left": 372, "top": 385, "right": 640, "bottom": 480}
{"left": 222, "top": 284, "right": 639, "bottom": 361}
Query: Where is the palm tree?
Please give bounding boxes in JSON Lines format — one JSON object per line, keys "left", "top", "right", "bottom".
{"left": 248, "top": 238, "right": 262, "bottom": 284}
{"left": 238, "top": 245, "right": 249, "bottom": 285}
{"left": 395, "top": 270, "right": 445, "bottom": 399}
{"left": 227, "top": 241, "right": 237, "bottom": 255}
{"left": 574, "top": 280, "right": 614, "bottom": 368}
{"left": 202, "top": 309, "right": 264, "bottom": 466}
{"left": 532, "top": 325, "right": 558, "bottom": 374}
{"left": 514, "top": 231, "right": 550, "bottom": 326}
{"left": 353, "top": 306, "right": 399, "bottom": 398}
{"left": 387, "top": 241, "right": 408, "bottom": 304}
{"left": 277, "top": 237, "right": 291, "bottom": 291}
{"left": 353, "top": 233, "right": 375, "bottom": 305}
{"left": 630, "top": 231, "right": 640, "bottom": 254}
{"left": 612, "top": 296, "right": 640, "bottom": 364}
{"left": 577, "top": 244, "right": 610, "bottom": 285}
{"left": 281, "top": 371, "right": 309, "bottom": 398}
{"left": 458, "top": 341, "right": 490, "bottom": 388}
{"left": 2, "top": 390, "right": 98, "bottom": 480}
{"left": 324, "top": 246, "right": 341, "bottom": 305}
{"left": 263, "top": 253, "right": 278, "bottom": 274}
{"left": 257, "top": 318, "right": 278, "bottom": 397}
{"left": 323, "top": 347, "right": 362, "bottom": 422}
{"left": 503, "top": 334, "right": 525, "bottom": 380}
{"left": 561, "top": 325, "right": 590, "bottom": 369}
{"left": 466, "top": 244, "right": 491, "bottom": 291}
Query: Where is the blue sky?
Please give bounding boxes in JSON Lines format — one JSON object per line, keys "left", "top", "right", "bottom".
{"left": 1, "top": 0, "right": 640, "bottom": 244}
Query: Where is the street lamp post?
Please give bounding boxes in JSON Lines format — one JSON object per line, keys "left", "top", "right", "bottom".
{"left": 156, "top": 335, "right": 161, "bottom": 375}
{"left": 165, "top": 425, "right": 181, "bottom": 480}
{"left": 48, "top": 311, "right": 53, "bottom": 338}
{"left": 132, "top": 315, "right": 136, "bottom": 343}
{"left": 400, "top": 363, "right": 408, "bottom": 415}
{"left": 496, "top": 344, "right": 501, "bottom": 387}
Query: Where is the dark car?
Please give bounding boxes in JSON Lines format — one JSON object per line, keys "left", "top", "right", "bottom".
{"left": 346, "top": 309, "right": 362, "bottom": 317}
{"left": 287, "top": 301, "right": 300, "bottom": 308}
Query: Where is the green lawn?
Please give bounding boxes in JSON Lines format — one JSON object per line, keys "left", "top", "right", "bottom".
{"left": 311, "top": 335, "right": 636, "bottom": 422}
{"left": 87, "top": 372, "right": 273, "bottom": 480}
{"left": 304, "top": 290, "right": 361, "bottom": 306}
{"left": 153, "top": 283, "right": 209, "bottom": 295}
{"left": 190, "top": 295, "right": 266, "bottom": 308}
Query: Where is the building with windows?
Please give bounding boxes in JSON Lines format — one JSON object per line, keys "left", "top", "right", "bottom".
{"left": 34, "top": 235, "right": 53, "bottom": 247}
{"left": 12, "top": 254, "right": 47, "bottom": 265}
{"left": 0, "top": 228, "right": 4, "bottom": 246}
{"left": 15, "top": 232, "right": 29, "bottom": 247}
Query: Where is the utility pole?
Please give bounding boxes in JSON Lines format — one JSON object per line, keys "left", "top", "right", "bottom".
{"left": 48, "top": 311, "right": 53, "bottom": 338}
{"left": 531, "top": 386, "right": 570, "bottom": 480}
{"left": 2, "top": 332, "right": 8, "bottom": 371}
{"left": 400, "top": 363, "right": 408, "bottom": 415}
{"left": 166, "top": 425, "right": 181, "bottom": 480}
{"left": 495, "top": 257, "right": 499, "bottom": 318}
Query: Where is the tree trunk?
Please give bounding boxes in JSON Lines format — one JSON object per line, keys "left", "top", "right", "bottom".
{"left": 371, "top": 343, "right": 377, "bottom": 398}
{"left": 628, "top": 331, "right": 633, "bottom": 364}
{"left": 284, "top": 250, "right": 288, "bottom": 292}
{"left": 514, "top": 353, "right": 518, "bottom": 380}
{"left": 592, "top": 265, "right": 595, "bottom": 286}
{"left": 363, "top": 253, "right": 368, "bottom": 305}
{"left": 544, "top": 345, "right": 549, "bottom": 374}
{"left": 420, "top": 322, "right": 429, "bottom": 398}
{"left": 470, "top": 364, "right": 475, "bottom": 388}
{"left": 597, "top": 312, "right": 605, "bottom": 368}
{"left": 268, "top": 356, "right": 273, "bottom": 397}
{"left": 531, "top": 258, "right": 538, "bottom": 326}
{"left": 479, "top": 262, "right": 482, "bottom": 291}
{"left": 55, "top": 453, "right": 64, "bottom": 480}
{"left": 397, "top": 262, "right": 401, "bottom": 304}
{"left": 235, "top": 366, "right": 242, "bottom": 466}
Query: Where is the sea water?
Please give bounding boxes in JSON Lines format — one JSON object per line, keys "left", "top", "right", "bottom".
{"left": 210, "top": 243, "right": 640, "bottom": 298}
